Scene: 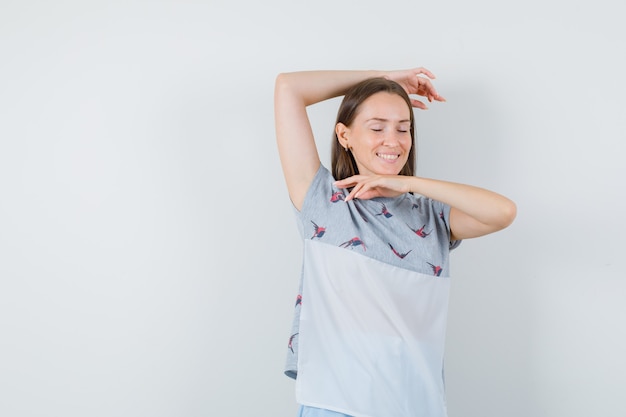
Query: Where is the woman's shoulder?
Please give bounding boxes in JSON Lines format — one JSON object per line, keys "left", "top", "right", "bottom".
{"left": 302, "top": 164, "right": 341, "bottom": 203}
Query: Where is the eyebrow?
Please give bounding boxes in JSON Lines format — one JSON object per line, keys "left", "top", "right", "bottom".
{"left": 366, "top": 118, "right": 411, "bottom": 123}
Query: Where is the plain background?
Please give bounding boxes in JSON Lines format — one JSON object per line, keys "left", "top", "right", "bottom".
{"left": 1, "top": 1, "right": 624, "bottom": 416}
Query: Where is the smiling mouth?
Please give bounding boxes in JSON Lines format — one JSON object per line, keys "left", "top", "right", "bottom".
{"left": 377, "top": 153, "right": 400, "bottom": 160}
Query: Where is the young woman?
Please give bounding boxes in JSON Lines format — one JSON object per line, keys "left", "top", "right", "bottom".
{"left": 274, "top": 68, "right": 516, "bottom": 417}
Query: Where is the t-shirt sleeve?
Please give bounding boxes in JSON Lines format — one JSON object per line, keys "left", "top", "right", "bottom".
{"left": 430, "top": 198, "right": 462, "bottom": 251}
{"left": 291, "top": 165, "right": 337, "bottom": 240}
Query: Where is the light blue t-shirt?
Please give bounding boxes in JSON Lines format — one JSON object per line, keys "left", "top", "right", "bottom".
{"left": 284, "top": 165, "right": 460, "bottom": 417}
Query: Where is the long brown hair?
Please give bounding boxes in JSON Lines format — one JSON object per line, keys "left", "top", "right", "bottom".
{"left": 331, "top": 77, "right": 416, "bottom": 180}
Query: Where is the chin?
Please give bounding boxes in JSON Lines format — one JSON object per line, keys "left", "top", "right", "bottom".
{"left": 378, "top": 163, "right": 406, "bottom": 176}
{"left": 377, "top": 168, "right": 403, "bottom": 176}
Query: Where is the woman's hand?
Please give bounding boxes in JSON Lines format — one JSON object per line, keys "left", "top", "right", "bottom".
{"left": 385, "top": 67, "right": 446, "bottom": 109}
{"left": 335, "top": 175, "right": 413, "bottom": 201}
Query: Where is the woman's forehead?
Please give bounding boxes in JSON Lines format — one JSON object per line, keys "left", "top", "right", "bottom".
{"left": 356, "top": 92, "right": 411, "bottom": 121}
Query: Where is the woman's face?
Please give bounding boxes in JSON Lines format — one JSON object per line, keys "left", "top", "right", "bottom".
{"left": 337, "top": 92, "right": 412, "bottom": 176}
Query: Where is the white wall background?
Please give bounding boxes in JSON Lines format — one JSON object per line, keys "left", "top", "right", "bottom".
{"left": 1, "top": 1, "right": 624, "bottom": 416}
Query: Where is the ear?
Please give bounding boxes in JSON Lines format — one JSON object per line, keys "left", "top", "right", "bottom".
{"left": 335, "top": 123, "right": 350, "bottom": 149}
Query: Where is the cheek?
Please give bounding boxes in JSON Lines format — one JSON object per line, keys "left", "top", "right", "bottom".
{"left": 357, "top": 134, "right": 379, "bottom": 150}
{"left": 402, "top": 137, "right": 413, "bottom": 151}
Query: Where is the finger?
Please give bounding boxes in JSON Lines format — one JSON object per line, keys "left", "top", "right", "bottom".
{"left": 353, "top": 180, "right": 377, "bottom": 199}
{"left": 411, "top": 93, "right": 445, "bottom": 108}
{"left": 334, "top": 176, "right": 361, "bottom": 189}
{"left": 350, "top": 177, "right": 371, "bottom": 199}
{"left": 410, "top": 98, "right": 428, "bottom": 110}
{"left": 356, "top": 190, "right": 381, "bottom": 200}
{"left": 354, "top": 184, "right": 384, "bottom": 200}
{"left": 414, "top": 67, "right": 436, "bottom": 79}
{"left": 426, "top": 93, "right": 446, "bottom": 102}
{"left": 417, "top": 77, "right": 439, "bottom": 98}
{"left": 346, "top": 180, "right": 370, "bottom": 201}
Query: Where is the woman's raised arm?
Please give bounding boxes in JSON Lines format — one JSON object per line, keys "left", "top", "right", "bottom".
{"left": 274, "top": 70, "right": 382, "bottom": 210}
{"left": 274, "top": 68, "right": 444, "bottom": 209}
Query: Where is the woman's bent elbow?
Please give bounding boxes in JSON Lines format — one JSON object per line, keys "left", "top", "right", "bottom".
{"left": 498, "top": 199, "right": 517, "bottom": 229}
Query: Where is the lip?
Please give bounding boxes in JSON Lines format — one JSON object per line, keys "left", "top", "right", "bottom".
{"left": 376, "top": 152, "right": 401, "bottom": 162}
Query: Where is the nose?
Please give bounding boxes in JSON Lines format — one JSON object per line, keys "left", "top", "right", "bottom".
{"left": 382, "top": 132, "right": 401, "bottom": 146}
